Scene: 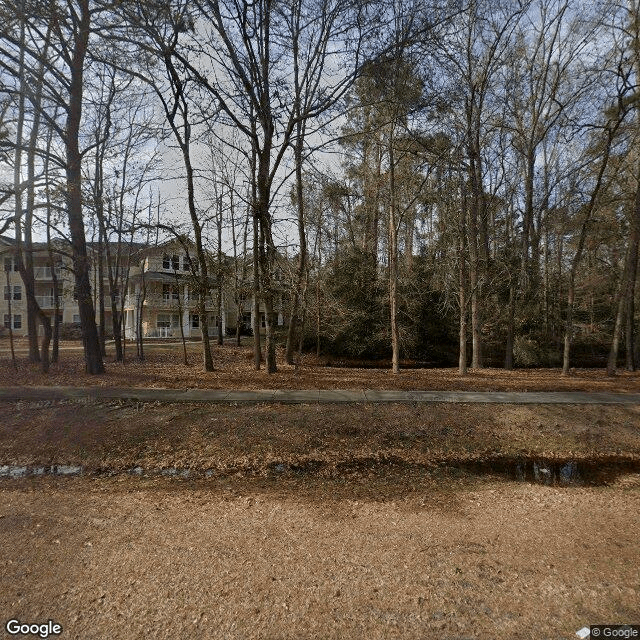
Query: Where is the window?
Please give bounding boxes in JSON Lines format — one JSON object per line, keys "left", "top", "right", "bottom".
{"left": 157, "top": 313, "right": 179, "bottom": 328}
{"left": 191, "top": 314, "right": 199, "bottom": 328}
{"left": 162, "top": 254, "right": 180, "bottom": 271}
{"left": 157, "top": 313, "right": 171, "bottom": 329}
{"left": 4, "top": 257, "right": 18, "bottom": 272}
{"left": 4, "top": 285, "right": 21, "bottom": 300}
{"left": 73, "top": 314, "right": 81, "bottom": 323}
{"left": 4, "top": 314, "right": 21, "bottom": 329}
{"left": 163, "top": 284, "right": 180, "bottom": 301}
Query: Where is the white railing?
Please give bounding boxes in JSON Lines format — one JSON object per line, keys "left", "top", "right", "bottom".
{"left": 148, "top": 327, "right": 175, "bottom": 338}
{"left": 35, "top": 295, "right": 59, "bottom": 309}
{"left": 34, "top": 267, "right": 62, "bottom": 280}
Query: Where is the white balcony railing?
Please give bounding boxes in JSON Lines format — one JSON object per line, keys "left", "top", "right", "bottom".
{"left": 148, "top": 327, "right": 175, "bottom": 338}
{"left": 34, "top": 266, "right": 63, "bottom": 280}
{"left": 35, "top": 295, "right": 61, "bottom": 309}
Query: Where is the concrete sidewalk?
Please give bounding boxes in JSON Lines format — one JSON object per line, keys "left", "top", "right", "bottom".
{"left": 0, "top": 386, "right": 639, "bottom": 404}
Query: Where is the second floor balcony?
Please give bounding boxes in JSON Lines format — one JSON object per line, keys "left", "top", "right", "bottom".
{"left": 35, "top": 295, "right": 64, "bottom": 309}
{"left": 34, "top": 266, "right": 63, "bottom": 280}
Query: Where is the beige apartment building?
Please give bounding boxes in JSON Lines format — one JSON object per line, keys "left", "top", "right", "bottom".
{"left": 123, "top": 240, "right": 231, "bottom": 339}
{"left": 1, "top": 236, "right": 70, "bottom": 335}
{"left": 1, "top": 235, "right": 287, "bottom": 340}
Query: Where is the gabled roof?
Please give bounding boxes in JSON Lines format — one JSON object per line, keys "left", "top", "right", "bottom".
{"left": 0, "top": 234, "right": 70, "bottom": 252}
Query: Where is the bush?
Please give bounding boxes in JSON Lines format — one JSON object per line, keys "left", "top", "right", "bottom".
{"left": 59, "top": 322, "right": 83, "bottom": 340}
{"left": 513, "top": 336, "right": 545, "bottom": 367}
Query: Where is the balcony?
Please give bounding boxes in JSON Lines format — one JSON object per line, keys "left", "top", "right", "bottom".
{"left": 35, "top": 296, "right": 63, "bottom": 309}
{"left": 147, "top": 327, "right": 176, "bottom": 338}
{"left": 34, "top": 266, "right": 63, "bottom": 280}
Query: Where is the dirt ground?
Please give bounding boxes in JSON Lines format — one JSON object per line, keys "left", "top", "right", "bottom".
{"left": 1, "top": 339, "right": 639, "bottom": 392}
{"left": 1, "top": 339, "right": 639, "bottom": 639}
{"left": 0, "top": 474, "right": 638, "bottom": 640}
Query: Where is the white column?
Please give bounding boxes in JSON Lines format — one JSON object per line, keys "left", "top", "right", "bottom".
{"left": 182, "top": 285, "right": 190, "bottom": 337}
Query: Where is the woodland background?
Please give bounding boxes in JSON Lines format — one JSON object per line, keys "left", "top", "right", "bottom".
{"left": 1, "top": 0, "right": 639, "bottom": 376}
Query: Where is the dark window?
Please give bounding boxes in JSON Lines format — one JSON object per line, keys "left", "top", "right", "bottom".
{"left": 3, "top": 286, "right": 20, "bottom": 300}
{"left": 163, "top": 284, "right": 179, "bottom": 301}
{"left": 3, "top": 314, "right": 10, "bottom": 328}
{"left": 13, "top": 315, "right": 21, "bottom": 329}
{"left": 191, "top": 314, "right": 199, "bottom": 328}
{"left": 172, "top": 255, "right": 180, "bottom": 270}
{"left": 163, "top": 254, "right": 171, "bottom": 269}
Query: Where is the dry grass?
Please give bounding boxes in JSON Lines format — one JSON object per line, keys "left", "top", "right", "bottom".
{"left": 1, "top": 338, "right": 639, "bottom": 392}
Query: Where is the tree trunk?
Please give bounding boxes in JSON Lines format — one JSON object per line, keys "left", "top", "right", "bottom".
{"left": 217, "top": 194, "right": 224, "bottom": 346}
{"left": 505, "top": 279, "right": 515, "bottom": 370}
{"left": 45, "top": 117, "right": 59, "bottom": 364}
{"left": 563, "top": 122, "right": 617, "bottom": 375}
{"left": 388, "top": 125, "right": 400, "bottom": 374}
{"left": 458, "top": 191, "right": 468, "bottom": 375}
{"left": 285, "top": 119, "right": 308, "bottom": 365}
{"left": 607, "top": 276, "right": 627, "bottom": 376}
{"left": 97, "top": 229, "right": 106, "bottom": 357}
{"left": 111, "top": 299, "right": 123, "bottom": 362}
{"left": 255, "top": 143, "right": 278, "bottom": 374}
{"left": 624, "top": 162, "right": 640, "bottom": 370}
{"left": 12, "top": 7, "right": 40, "bottom": 364}
{"left": 562, "top": 284, "right": 575, "bottom": 376}
{"left": 177, "top": 279, "right": 188, "bottom": 366}
{"left": 136, "top": 268, "right": 146, "bottom": 361}
{"left": 252, "top": 209, "right": 262, "bottom": 370}
{"left": 6, "top": 269, "right": 17, "bottom": 371}
{"left": 66, "top": 0, "right": 104, "bottom": 374}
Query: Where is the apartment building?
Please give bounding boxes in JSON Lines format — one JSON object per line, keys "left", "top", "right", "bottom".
{"left": 123, "top": 240, "right": 232, "bottom": 339}
{"left": 1, "top": 236, "right": 69, "bottom": 335}
{"left": 0, "top": 235, "right": 288, "bottom": 340}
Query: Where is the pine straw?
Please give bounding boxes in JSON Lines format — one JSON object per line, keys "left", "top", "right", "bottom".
{"left": 1, "top": 399, "right": 639, "bottom": 472}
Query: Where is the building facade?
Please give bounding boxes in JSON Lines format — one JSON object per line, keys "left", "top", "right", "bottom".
{"left": 0, "top": 235, "right": 290, "bottom": 340}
